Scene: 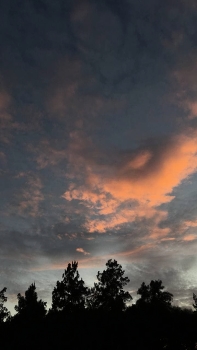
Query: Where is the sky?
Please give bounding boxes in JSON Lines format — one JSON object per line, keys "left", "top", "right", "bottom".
{"left": 1, "top": 0, "right": 197, "bottom": 314}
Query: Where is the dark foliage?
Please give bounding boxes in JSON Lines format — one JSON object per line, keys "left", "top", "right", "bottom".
{"left": 193, "top": 293, "right": 197, "bottom": 311}
{"left": 0, "top": 287, "right": 10, "bottom": 322}
{"left": 51, "top": 261, "right": 88, "bottom": 313}
{"left": 88, "top": 259, "right": 132, "bottom": 312}
{"left": 14, "top": 282, "right": 47, "bottom": 322}
{"left": 1, "top": 260, "right": 197, "bottom": 350}
{"left": 136, "top": 279, "right": 173, "bottom": 308}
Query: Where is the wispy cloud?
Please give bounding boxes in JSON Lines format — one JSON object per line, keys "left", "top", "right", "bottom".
{"left": 76, "top": 247, "right": 90, "bottom": 256}
{"left": 16, "top": 173, "right": 44, "bottom": 217}
{"left": 29, "top": 139, "right": 66, "bottom": 169}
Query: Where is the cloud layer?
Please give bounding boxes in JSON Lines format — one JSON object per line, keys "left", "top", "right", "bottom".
{"left": 0, "top": 0, "right": 197, "bottom": 313}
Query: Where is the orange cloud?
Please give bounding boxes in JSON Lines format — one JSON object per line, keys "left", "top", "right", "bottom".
{"left": 149, "top": 227, "right": 171, "bottom": 239}
{"left": 63, "top": 130, "right": 197, "bottom": 235}
{"left": 83, "top": 205, "right": 167, "bottom": 233}
{"left": 121, "top": 150, "right": 152, "bottom": 171}
{"left": 185, "top": 220, "right": 197, "bottom": 228}
{"left": 183, "top": 234, "right": 197, "bottom": 241}
{"left": 103, "top": 133, "right": 197, "bottom": 206}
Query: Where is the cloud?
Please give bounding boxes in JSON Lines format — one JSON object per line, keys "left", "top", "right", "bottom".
{"left": 0, "top": 91, "right": 13, "bottom": 144}
{"left": 1, "top": 0, "right": 197, "bottom": 313}
{"left": 185, "top": 220, "right": 197, "bottom": 228}
{"left": 29, "top": 139, "right": 66, "bottom": 169}
{"left": 63, "top": 130, "right": 197, "bottom": 234}
{"left": 172, "top": 52, "right": 197, "bottom": 121}
{"left": 183, "top": 234, "right": 197, "bottom": 241}
{"left": 187, "top": 101, "right": 197, "bottom": 120}
{"left": 0, "top": 91, "right": 10, "bottom": 110}
{"left": 15, "top": 173, "right": 44, "bottom": 217}
{"left": 76, "top": 247, "right": 90, "bottom": 256}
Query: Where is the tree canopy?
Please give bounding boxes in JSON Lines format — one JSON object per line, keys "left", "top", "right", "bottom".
{"left": 137, "top": 279, "right": 173, "bottom": 307}
{"left": 14, "top": 283, "right": 47, "bottom": 322}
{"left": 89, "top": 259, "right": 132, "bottom": 312}
{"left": 51, "top": 261, "right": 88, "bottom": 313}
{"left": 193, "top": 293, "right": 197, "bottom": 311}
{"left": 0, "top": 287, "right": 10, "bottom": 322}
{"left": 1, "top": 260, "right": 197, "bottom": 350}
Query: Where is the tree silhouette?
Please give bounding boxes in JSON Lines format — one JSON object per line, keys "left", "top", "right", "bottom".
{"left": 137, "top": 280, "right": 173, "bottom": 307}
{"left": 89, "top": 259, "right": 132, "bottom": 312}
{"left": 0, "top": 287, "right": 10, "bottom": 322}
{"left": 51, "top": 261, "right": 88, "bottom": 313}
{"left": 14, "top": 283, "right": 47, "bottom": 322}
{"left": 193, "top": 293, "right": 197, "bottom": 311}
{"left": 1, "top": 262, "right": 197, "bottom": 350}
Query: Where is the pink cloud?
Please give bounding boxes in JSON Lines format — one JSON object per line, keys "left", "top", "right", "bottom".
{"left": 183, "top": 234, "right": 197, "bottom": 241}
{"left": 185, "top": 220, "right": 197, "bottom": 228}
{"left": 63, "top": 130, "right": 197, "bottom": 236}
{"left": 76, "top": 247, "right": 90, "bottom": 256}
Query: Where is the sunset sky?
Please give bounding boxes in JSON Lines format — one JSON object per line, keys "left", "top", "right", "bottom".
{"left": 1, "top": 0, "right": 197, "bottom": 313}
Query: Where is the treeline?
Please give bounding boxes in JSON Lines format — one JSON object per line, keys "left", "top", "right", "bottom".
{"left": 1, "top": 259, "right": 197, "bottom": 349}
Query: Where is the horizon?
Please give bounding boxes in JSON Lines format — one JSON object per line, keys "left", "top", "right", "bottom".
{"left": 5, "top": 258, "right": 194, "bottom": 316}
